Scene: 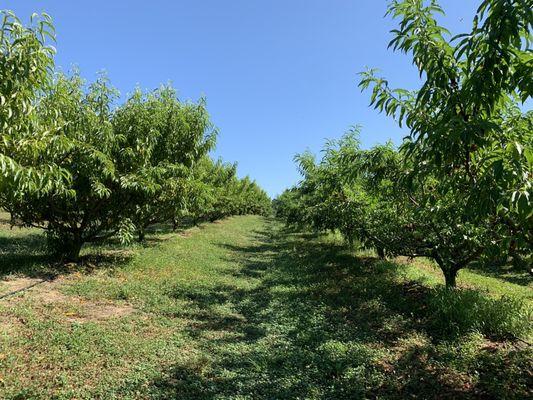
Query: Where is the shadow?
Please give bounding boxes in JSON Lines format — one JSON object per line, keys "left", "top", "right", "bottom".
{"left": 0, "top": 232, "right": 55, "bottom": 279}
{"left": 467, "top": 261, "right": 532, "bottom": 287}
{"left": 130, "top": 223, "right": 533, "bottom": 399}
{"left": 0, "top": 215, "right": 202, "bottom": 281}
{"left": 145, "top": 219, "right": 200, "bottom": 236}
{"left": 0, "top": 229, "right": 137, "bottom": 280}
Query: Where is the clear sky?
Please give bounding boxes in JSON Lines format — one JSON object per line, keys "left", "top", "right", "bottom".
{"left": 5, "top": 0, "right": 480, "bottom": 197}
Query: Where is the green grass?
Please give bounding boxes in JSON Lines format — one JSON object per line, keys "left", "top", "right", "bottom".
{"left": 395, "top": 257, "right": 532, "bottom": 300}
{"left": 0, "top": 214, "right": 531, "bottom": 399}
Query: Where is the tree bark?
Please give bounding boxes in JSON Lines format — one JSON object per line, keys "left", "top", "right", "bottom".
{"left": 443, "top": 267, "right": 458, "bottom": 289}
{"left": 63, "top": 238, "right": 83, "bottom": 263}
{"left": 434, "top": 255, "right": 459, "bottom": 289}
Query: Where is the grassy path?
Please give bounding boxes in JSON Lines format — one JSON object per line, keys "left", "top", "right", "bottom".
{"left": 0, "top": 216, "right": 531, "bottom": 399}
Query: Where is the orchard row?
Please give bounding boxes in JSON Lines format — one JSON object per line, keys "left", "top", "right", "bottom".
{"left": 274, "top": 0, "right": 532, "bottom": 287}
{"left": 0, "top": 11, "right": 270, "bottom": 261}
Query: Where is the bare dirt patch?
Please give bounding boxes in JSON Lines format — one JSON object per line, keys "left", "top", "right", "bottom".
{"left": 0, "top": 314, "right": 23, "bottom": 335}
{"left": 76, "top": 302, "right": 135, "bottom": 322}
{"left": 31, "top": 283, "right": 70, "bottom": 304}
{"left": 1, "top": 276, "right": 135, "bottom": 323}
{"left": 179, "top": 230, "right": 194, "bottom": 238}
{"left": 0, "top": 277, "right": 46, "bottom": 297}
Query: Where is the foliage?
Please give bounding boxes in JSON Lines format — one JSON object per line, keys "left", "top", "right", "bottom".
{"left": 2, "top": 72, "right": 214, "bottom": 260}
{"left": 359, "top": 0, "right": 532, "bottom": 271}
{"left": 0, "top": 11, "right": 71, "bottom": 199}
{"left": 277, "top": 0, "right": 532, "bottom": 287}
{"left": 184, "top": 157, "right": 272, "bottom": 224}
{"left": 112, "top": 86, "right": 216, "bottom": 241}
{"left": 0, "top": 10, "right": 270, "bottom": 260}
{"left": 276, "top": 129, "right": 494, "bottom": 287}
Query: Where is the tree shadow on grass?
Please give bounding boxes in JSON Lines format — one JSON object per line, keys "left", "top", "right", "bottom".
{"left": 0, "top": 230, "right": 135, "bottom": 281}
{"left": 467, "top": 262, "right": 532, "bottom": 287}
{"left": 143, "top": 219, "right": 200, "bottom": 238}
{"left": 126, "top": 225, "right": 531, "bottom": 399}
{"left": 0, "top": 232, "right": 54, "bottom": 279}
{"left": 0, "top": 217, "right": 200, "bottom": 282}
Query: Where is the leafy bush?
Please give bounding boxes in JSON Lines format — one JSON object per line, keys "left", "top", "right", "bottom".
{"left": 427, "top": 288, "right": 532, "bottom": 340}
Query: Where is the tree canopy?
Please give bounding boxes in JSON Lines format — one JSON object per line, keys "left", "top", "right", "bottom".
{"left": 276, "top": 0, "right": 532, "bottom": 287}
{"left": 0, "top": 10, "right": 271, "bottom": 261}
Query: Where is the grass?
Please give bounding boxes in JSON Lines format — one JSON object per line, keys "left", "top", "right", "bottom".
{"left": 0, "top": 214, "right": 531, "bottom": 399}
{"left": 394, "top": 257, "right": 532, "bottom": 300}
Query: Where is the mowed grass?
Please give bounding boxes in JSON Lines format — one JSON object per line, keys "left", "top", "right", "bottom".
{"left": 0, "top": 214, "right": 531, "bottom": 399}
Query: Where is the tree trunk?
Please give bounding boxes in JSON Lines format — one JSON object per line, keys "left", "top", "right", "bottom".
{"left": 63, "top": 239, "right": 83, "bottom": 263}
{"left": 377, "top": 247, "right": 385, "bottom": 259}
{"left": 433, "top": 254, "right": 459, "bottom": 289}
{"left": 443, "top": 267, "right": 458, "bottom": 289}
{"left": 137, "top": 229, "right": 145, "bottom": 242}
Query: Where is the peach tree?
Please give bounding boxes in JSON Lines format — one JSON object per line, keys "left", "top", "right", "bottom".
{"left": 359, "top": 0, "right": 532, "bottom": 283}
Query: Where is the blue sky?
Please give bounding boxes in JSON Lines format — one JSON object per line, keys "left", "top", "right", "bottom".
{"left": 5, "top": 0, "right": 480, "bottom": 197}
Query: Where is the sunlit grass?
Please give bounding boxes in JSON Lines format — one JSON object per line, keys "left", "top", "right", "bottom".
{"left": 0, "top": 214, "right": 531, "bottom": 399}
